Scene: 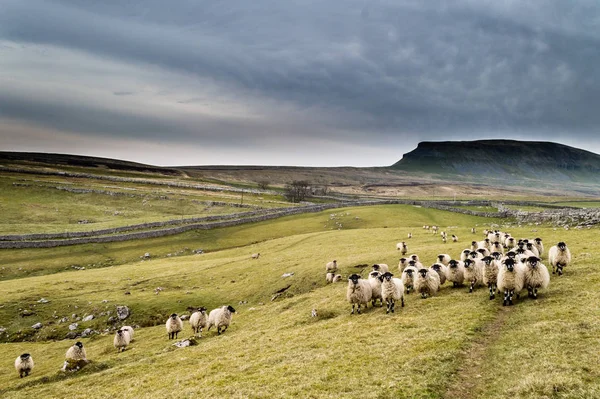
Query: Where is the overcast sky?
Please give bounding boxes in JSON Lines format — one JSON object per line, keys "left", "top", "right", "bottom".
{"left": 1, "top": 1, "right": 599, "bottom": 166}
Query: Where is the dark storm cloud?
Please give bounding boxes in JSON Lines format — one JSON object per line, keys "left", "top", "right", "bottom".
{"left": 1, "top": 0, "right": 599, "bottom": 165}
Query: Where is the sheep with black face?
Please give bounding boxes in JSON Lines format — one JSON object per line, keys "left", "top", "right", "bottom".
{"left": 437, "top": 254, "right": 451, "bottom": 266}
{"left": 15, "top": 353, "right": 33, "bottom": 378}
{"left": 430, "top": 263, "right": 447, "bottom": 285}
{"left": 482, "top": 256, "right": 500, "bottom": 300}
{"left": 368, "top": 271, "right": 384, "bottom": 307}
{"left": 414, "top": 268, "right": 440, "bottom": 299}
{"left": 401, "top": 266, "right": 418, "bottom": 294}
{"left": 190, "top": 307, "right": 208, "bottom": 336}
{"left": 207, "top": 305, "right": 236, "bottom": 335}
{"left": 548, "top": 242, "right": 571, "bottom": 276}
{"left": 114, "top": 328, "right": 131, "bottom": 352}
{"left": 497, "top": 258, "right": 525, "bottom": 306}
{"left": 463, "top": 258, "right": 484, "bottom": 293}
{"left": 346, "top": 274, "right": 372, "bottom": 314}
{"left": 523, "top": 256, "right": 550, "bottom": 299}
{"left": 166, "top": 313, "right": 183, "bottom": 340}
{"left": 380, "top": 272, "right": 405, "bottom": 314}
{"left": 372, "top": 263, "right": 389, "bottom": 274}
{"left": 446, "top": 259, "right": 465, "bottom": 287}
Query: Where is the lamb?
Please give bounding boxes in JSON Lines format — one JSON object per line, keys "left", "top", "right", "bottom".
{"left": 548, "top": 242, "right": 571, "bottom": 276}
{"left": 189, "top": 307, "right": 208, "bottom": 336}
{"left": 121, "top": 326, "right": 134, "bottom": 341}
{"left": 251, "top": 253, "right": 260, "bottom": 259}
{"left": 446, "top": 260, "right": 465, "bottom": 287}
{"left": 482, "top": 256, "right": 499, "bottom": 300}
{"left": 497, "top": 257, "right": 525, "bottom": 306}
{"left": 430, "top": 263, "right": 447, "bottom": 285}
{"left": 62, "top": 341, "right": 88, "bottom": 371}
{"left": 326, "top": 272, "right": 335, "bottom": 283}
{"left": 207, "top": 305, "right": 236, "bottom": 335}
{"left": 346, "top": 274, "right": 372, "bottom": 314}
{"left": 414, "top": 268, "right": 441, "bottom": 299}
{"left": 398, "top": 258, "right": 409, "bottom": 273}
{"left": 368, "top": 271, "right": 384, "bottom": 307}
{"left": 380, "top": 272, "right": 405, "bottom": 313}
{"left": 396, "top": 242, "right": 408, "bottom": 255}
{"left": 437, "top": 254, "right": 451, "bottom": 266}
{"left": 534, "top": 238, "right": 544, "bottom": 259}
{"left": 166, "top": 313, "right": 183, "bottom": 339}
{"left": 452, "top": 234, "right": 458, "bottom": 242}
{"left": 114, "top": 328, "right": 131, "bottom": 352}
{"left": 15, "top": 353, "right": 34, "bottom": 378}
{"left": 372, "top": 263, "right": 389, "bottom": 274}
{"left": 522, "top": 256, "right": 550, "bottom": 299}
{"left": 401, "top": 266, "right": 418, "bottom": 294}
{"left": 332, "top": 274, "right": 343, "bottom": 283}
{"left": 325, "top": 260, "right": 338, "bottom": 273}
{"left": 463, "top": 258, "right": 484, "bottom": 293}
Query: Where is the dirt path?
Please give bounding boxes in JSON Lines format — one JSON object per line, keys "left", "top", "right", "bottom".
{"left": 442, "top": 306, "right": 512, "bottom": 399}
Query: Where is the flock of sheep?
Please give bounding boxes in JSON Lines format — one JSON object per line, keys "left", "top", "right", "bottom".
{"left": 337, "top": 227, "right": 572, "bottom": 314}
{"left": 14, "top": 305, "right": 236, "bottom": 378}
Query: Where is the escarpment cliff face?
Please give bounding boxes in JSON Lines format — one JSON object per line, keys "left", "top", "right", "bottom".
{"left": 391, "top": 140, "right": 600, "bottom": 183}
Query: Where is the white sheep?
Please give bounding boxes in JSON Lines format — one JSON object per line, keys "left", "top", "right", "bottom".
{"left": 471, "top": 227, "right": 476, "bottom": 234}
{"left": 463, "top": 258, "right": 484, "bottom": 293}
{"left": 534, "top": 238, "right": 544, "bottom": 259}
{"left": 476, "top": 248, "right": 491, "bottom": 258}
{"left": 482, "top": 256, "right": 499, "bottom": 300}
{"left": 326, "top": 272, "right": 335, "bottom": 283}
{"left": 452, "top": 234, "right": 458, "bottom": 242}
{"left": 459, "top": 249, "right": 471, "bottom": 262}
{"left": 114, "top": 328, "right": 131, "bottom": 352}
{"left": 121, "top": 326, "right": 134, "bottom": 341}
{"left": 189, "top": 307, "right": 208, "bottom": 336}
{"left": 372, "top": 263, "right": 389, "bottom": 274}
{"left": 15, "top": 353, "right": 34, "bottom": 378}
{"left": 166, "top": 313, "right": 183, "bottom": 340}
{"left": 505, "top": 237, "right": 516, "bottom": 249}
{"left": 380, "top": 272, "right": 405, "bottom": 313}
{"left": 490, "top": 241, "right": 503, "bottom": 254}
{"left": 409, "top": 254, "right": 420, "bottom": 263}
{"left": 332, "top": 274, "right": 343, "bottom": 283}
{"left": 407, "top": 232, "right": 412, "bottom": 239}
{"left": 325, "top": 260, "right": 338, "bottom": 273}
{"left": 401, "top": 266, "right": 418, "bottom": 294}
{"left": 396, "top": 242, "right": 408, "bottom": 255}
{"left": 251, "top": 253, "right": 260, "bottom": 259}
{"left": 207, "top": 305, "right": 236, "bottom": 335}
{"left": 62, "top": 341, "right": 88, "bottom": 372}
{"left": 526, "top": 242, "right": 540, "bottom": 257}
{"left": 368, "top": 271, "right": 384, "bottom": 307}
{"left": 470, "top": 241, "right": 479, "bottom": 251}
{"left": 430, "top": 263, "right": 447, "bottom": 285}
{"left": 398, "top": 257, "right": 409, "bottom": 273}
{"left": 497, "top": 257, "right": 525, "bottom": 306}
{"left": 436, "top": 254, "right": 451, "bottom": 266}
{"left": 414, "top": 268, "right": 441, "bottom": 299}
{"left": 548, "top": 242, "right": 571, "bottom": 276}
{"left": 446, "top": 260, "right": 465, "bottom": 287}
{"left": 523, "top": 256, "right": 550, "bottom": 299}
{"left": 346, "top": 274, "right": 372, "bottom": 314}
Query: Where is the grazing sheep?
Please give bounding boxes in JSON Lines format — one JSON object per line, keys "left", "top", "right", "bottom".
{"left": 497, "top": 258, "right": 525, "bottom": 306}
{"left": 121, "top": 326, "right": 134, "bottom": 341}
{"left": 380, "top": 272, "right": 405, "bottom": 313}
{"left": 326, "top": 272, "right": 335, "bottom": 283}
{"left": 414, "top": 268, "right": 440, "bottom": 299}
{"left": 166, "top": 313, "right": 183, "bottom": 340}
{"left": 452, "top": 234, "right": 458, "bottom": 242}
{"left": 482, "top": 256, "right": 500, "bottom": 300}
{"left": 207, "top": 305, "right": 236, "bottom": 335}
{"left": 15, "top": 353, "right": 33, "bottom": 378}
{"left": 460, "top": 249, "right": 471, "bottom": 262}
{"left": 534, "top": 238, "right": 544, "bottom": 259}
{"left": 548, "top": 242, "right": 572, "bottom": 276}
{"left": 63, "top": 341, "right": 88, "bottom": 372}
{"left": 437, "top": 254, "right": 451, "bottom": 266}
{"left": 325, "top": 260, "right": 338, "bottom": 273}
{"left": 251, "top": 253, "right": 260, "bottom": 259}
{"left": 398, "top": 257, "right": 409, "bottom": 273}
{"left": 368, "top": 271, "right": 384, "bottom": 307}
{"left": 114, "top": 328, "right": 131, "bottom": 352}
{"left": 430, "top": 263, "right": 447, "bottom": 285}
{"left": 522, "top": 256, "right": 550, "bottom": 299}
{"left": 332, "top": 274, "right": 343, "bottom": 283}
{"left": 372, "top": 263, "right": 389, "bottom": 274}
{"left": 432, "top": 226, "right": 439, "bottom": 234}
{"left": 441, "top": 231, "right": 447, "bottom": 239}
{"left": 463, "top": 258, "right": 484, "bottom": 293}
{"left": 446, "top": 260, "right": 465, "bottom": 287}
{"left": 190, "top": 307, "right": 208, "bottom": 336}
{"left": 346, "top": 274, "right": 372, "bottom": 314}
{"left": 401, "top": 266, "right": 418, "bottom": 294}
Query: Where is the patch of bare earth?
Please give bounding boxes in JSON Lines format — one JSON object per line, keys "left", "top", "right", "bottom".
{"left": 443, "top": 307, "right": 512, "bottom": 399}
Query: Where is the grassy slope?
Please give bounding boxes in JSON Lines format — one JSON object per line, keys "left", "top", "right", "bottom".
{"left": 0, "top": 205, "right": 599, "bottom": 398}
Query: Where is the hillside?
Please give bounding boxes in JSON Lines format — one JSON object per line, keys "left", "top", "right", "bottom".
{"left": 392, "top": 140, "right": 600, "bottom": 184}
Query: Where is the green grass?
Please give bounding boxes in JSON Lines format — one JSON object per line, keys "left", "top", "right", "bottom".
{"left": 553, "top": 201, "right": 600, "bottom": 208}
{"left": 1, "top": 203, "right": 599, "bottom": 397}
{"left": 503, "top": 205, "right": 549, "bottom": 212}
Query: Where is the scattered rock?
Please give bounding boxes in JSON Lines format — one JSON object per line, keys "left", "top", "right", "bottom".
{"left": 193, "top": 249, "right": 204, "bottom": 254}
{"left": 116, "top": 305, "right": 130, "bottom": 320}
{"left": 59, "top": 317, "right": 68, "bottom": 323}
{"left": 37, "top": 298, "right": 50, "bottom": 304}
{"left": 32, "top": 322, "right": 43, "bottom": 329}
{"left": 124, "top": 291, "right": 131, "bottom": 295}
{"left": 281, "top": 272, "right": 295, "bottom": 278}
{"left": 173, "top": 338, "right": 198, "bottom": 348}
{"left": 65, "top": 331, "right": 80, "bottom": 339}
{"left": 141, "top": 253, "right": 151, "bottom": 259}
{"left": 107, "top": 316, "right": 117, "bottom": 323}
{"left": 82, "top": 315, "right": 94, "bottom": 322}
{"left": 81, "top": 328, "right": 96, "bottom": 337}
{"left": 20, "top": 309, "right": 35, "bottom": 317}
{"left": 69, "top": 323, "right": 78, "bottom": 331}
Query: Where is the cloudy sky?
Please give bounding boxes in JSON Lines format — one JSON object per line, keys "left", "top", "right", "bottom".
{"left": 1, "top": 0, "right": 599, "bottom": 166}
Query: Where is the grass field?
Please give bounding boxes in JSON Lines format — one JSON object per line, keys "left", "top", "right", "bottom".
{"left": 1, "top": 202, "right": 599, "bottom": 398}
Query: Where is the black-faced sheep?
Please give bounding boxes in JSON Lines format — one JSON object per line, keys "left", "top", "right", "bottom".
{"left": 446, "top": 259, "right": 465, "bottom": 287}
{"left": 430, "top": 263, "right": 447, "bottom": 285}
{"left": 414, "top": 268, "right": 440, "bottom": 299}
{"left": 437, "top": 254, "right": 451, "bottom": 266}
{"left": 15, "top": 353, "right": 33, "bottom": 378}
{"left": 326, "top": 272, "right": 335, "bottom": 283}
{"left": 372, "top": 263, "right": 389, "bottom": 274}
{"left": 398, "top": 257, "right": 409, "bottom": 273}
{"left": 325, "top": 260, "right": 338, "bottom": 273}
{"left": 523, "top": 256, "right": 550, "bottom": 299}
{"left": 166, "top": 313, "right": 183, "bottom": 340}
{"left": 380, "top": 272, "right": 405, "bottom": 313}
{"left": 482, "top": 256, "right": 499, "bottom": 300}
{"left": 332, "top": 274, "right": 343, "bottom": 283}
{"left": 368, "top": 271, "right": 384, "bottom": 307}
{"left": 526, "top": 242, "right": 540, "bottom": 257}
{"left": 114, "top": 328, "right": 131, "bottom": 352}
{"left": 396, "top": 242, "right": 408, "bottom": 255}
{"left": 401, "top": 266, "right": 418, "bottom": 294}
{"left": 121, "top": 326, "right": 134, "bottom": 341}
{"left": 548, "top": 242, "right": 571, "bottom": 276}
{"left": 190, "top": 307, "right": 208, "bottom": 336}
{"left": 207, "top": 305, "right": 236, "bottom": 335}
{"left": 63, "top": 341, "right": 88, "bottom": 372}
{"left": 347, "top": 274, "right": 372, "bottom": 314}
{"left": 463, "top": 258, "right": 484, "bottom": 293}
{"left": 460, "top": 249, "right": 471, "bottom": 262}
{"left": 534, "top": 238, "right": 544, "bottom": 259}
{"left": 452, "top": 234, "right": 458, "bottom": 242}
{"left": 497, "top": 258, "right": 525, "bottom": 306}
{"left": 251, "top": 253, "right": 260, "bottom": 259}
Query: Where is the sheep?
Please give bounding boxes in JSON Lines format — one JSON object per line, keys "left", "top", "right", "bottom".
{"left": 207, "top": 305, "right": 236, "bottom": 335}
{"left": 396, "top": 241, "right": 408, "bottom": 255}
{"left": 430, "top": 263, "right": 447, "bottom": 285}
{"left": 251, "top": 253, "right": 260, "bottom": 259}
{"left": 432, "top": 226, "right": 439, "bottom": 234}
{"left": 407, "top": 259, "right": 424, "bottom": 270}
{"left": 380, "top": 272, "right": 405, "bottom": 313}
{"left": 522, "top": 256, "right": 550, "bottom": 299}
{"left": 463, "top": 258, "right": 484, "bottom": 293}
{"left": 121, "top": 326, "right": 134, "bottom": 341}
{"left": 452, "top": 234, "right": 458, "bottom": 242}
{"left": 490, "top": 241, "right": 503, "bottom": 254}
{"left": 548, "top": 242, "right": 572, "bottom": 276}
{"left": 346, "top": 274, "right": 372, "bottom": 314}
{"left": 372, "top": 263, "right": 389, "bottom": 274}
{"left": 471, "top": 227, "right": 476, "bottom": 234}
{"left": 525, "top": 242, "right": 540, "bottom": 257}
{"left": 437, "top": 254, "right": 451, "bottom": 266}
{"left": 442, "top": 236, "right": 447, "bottom": 243}
{"left": 407, "top": 232, "right": 412, "bottom": 239}
{"left": 479, "top": 238, "right": 492, "bottom": 251}
{"left": 114, "top": 328, "right": 131, "bottom": 352}
{"left": 326, "top": 272, "right": 335, "bottom": 283}
{"left": 398, "top": 258, "right": 409, "bottom": 273}
{"left": 325, "top": 260, "right": 338, "bottom": 273}
{"left": 332, "top": 274, "right": 343, "bottom": 283}
{"left": 497, "top": 258, "right": 525, "bottom": 306}
{"left": 505, "top": 237, "right": 517, "bottom": 249}
{"left": 414, "top": 268, "right": 440, "bottom": 299}
{"left": 166, "top": 313, "right": 183, "bottom": 340}
{"left": 491, "top": 251, "right": 503, "bottom": 261}
{"left": 534, "top": 238, "right": 544, "bottom": 259}
{"left": 476, "top": 248, "right": 491, "bottom": 258}
{"left": 368, "top": 271, "right": 384, "bottom": 307}
{"left": 409, "top": 254, "right": 420, "bottom": 263}
{"left": 189, "top": 307, "right": 208, "bottom": 336}
{"left": 401, "top": 266, "right": 418, "bottom": 294}
{"left": 470, "top": 241, "right": 479, "bottom": 251}
{"left": 15, "top": 353, "right": 33, "bottom": 378}
{"left": 459, "top": 249, "right": 471, "bottom": 262}
{"left": 482, "top": 256, "right": 500, "bottom": 300}
{"left": 441, "top": 231, "right": 447, "bottom": 239}
{"left": 446, "top": 260, "right": 465, "bottom": 287}
{"left": 63, "top": 341, "right": 88, "bottom": 372}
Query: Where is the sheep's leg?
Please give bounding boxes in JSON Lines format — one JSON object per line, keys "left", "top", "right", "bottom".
{"left": 453, "top": 281, "right": 458, "bottom": 288}
{"left": 469, "top": 279, "right": 475, "bottom": 293}
{"left": 385, "top": 300, "right": 391, "bottom": 314}
{"left": 421, "top": 292, "right": 427, "bottom": 299}
{"left": 488, "top": 283, "right": 495, "bottom": 300}
{"left": 19, "top": 370, "right": 23, "bottom": 378}
{"left": 509, "top": 290, "right": 514, "bottom": 306}
{"left": 557, "top": 264, "right": 563, "bottom": 276}
{"left": 217, "top": 326, "right": 221, "bottom": 335}
{"left": 552, "top": 264, "right": 556, "bottom": 274}
{"left": 527, "top": 287, "right": 533, "bottom": 298}
{"left": 351, "top": 304, "right": 355, "bottom": 314}
{"left": 390, "top": 300, "right": 395, "bottom": 313}
{"left": 503, "top": 289, "right": 509, "bottom": 306}
{"left": 357, "top": 304, "right": 362, "bottom": 314}
{"left": 533, "top": 288, "right": 538, "bottom": 299}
